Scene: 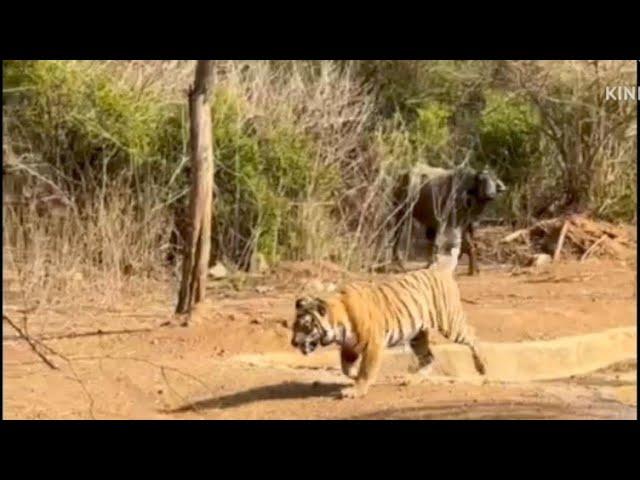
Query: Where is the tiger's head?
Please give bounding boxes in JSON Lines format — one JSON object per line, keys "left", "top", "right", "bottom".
{"left": 291, "top": 296, "right": 334, "bottom": 355}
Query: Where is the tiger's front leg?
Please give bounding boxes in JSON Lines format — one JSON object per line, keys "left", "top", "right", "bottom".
{"left": 340, "top": 347, "right": 361, "bottom": 379}
{"left": 339, "top": 342, "right": 383, "bottom": 399}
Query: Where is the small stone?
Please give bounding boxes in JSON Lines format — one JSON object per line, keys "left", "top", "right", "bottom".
{"left": 325, "top": 282, "right": 337, "bottom": 293}
{"left": 255, "top": 285, "right": 273, "bottom": 294}
{"left": 208, "top": 262, "right": 228, "bottom": 279}
{"left": 529, "top": 254, "right": 552, "bottom": 267}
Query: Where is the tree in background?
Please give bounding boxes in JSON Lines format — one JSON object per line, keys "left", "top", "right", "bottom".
{"left": 176, "top": 61, "right": 216, "bottom": 320}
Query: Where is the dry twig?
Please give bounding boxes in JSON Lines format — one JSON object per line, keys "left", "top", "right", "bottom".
{"left": 3, "top": 314, "right": 58, "bottom": 370}
{"left": 580, "top": 235, "right": 608, "bottom": 262}
{"left": 553, "top": 220, "right": 569, "bottom": 261}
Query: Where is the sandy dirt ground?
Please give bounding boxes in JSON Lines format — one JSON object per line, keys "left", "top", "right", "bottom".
{"left": 3, "top": 258, "right": 637, "bottom": 420}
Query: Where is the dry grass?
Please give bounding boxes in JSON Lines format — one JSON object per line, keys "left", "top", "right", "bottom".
{"left": 3, "top": 175, "right": 173, "bottom": 312}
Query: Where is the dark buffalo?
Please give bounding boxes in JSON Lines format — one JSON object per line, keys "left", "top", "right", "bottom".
{"left": 391, "top": 164, "right": 506, "bottom": 274}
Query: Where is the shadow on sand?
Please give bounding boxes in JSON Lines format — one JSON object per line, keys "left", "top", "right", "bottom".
{"left": 166, "top": 381, "right": 345, "bottom": 413}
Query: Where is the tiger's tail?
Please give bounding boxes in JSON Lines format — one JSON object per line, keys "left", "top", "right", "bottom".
{"left": 450, "top": 320, "right": 487, "bottom": 375}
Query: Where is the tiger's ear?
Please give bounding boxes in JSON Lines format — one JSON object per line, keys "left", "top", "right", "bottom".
{"left": 316, "top": 299, "right": 327, "bottom": 316}
{"left": 296, "top": 297, "right": 312, "bottom": 311}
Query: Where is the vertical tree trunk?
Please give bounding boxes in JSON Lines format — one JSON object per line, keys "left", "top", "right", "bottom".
{"left": 176, "top": 61, "right": 215, "bottom": 319}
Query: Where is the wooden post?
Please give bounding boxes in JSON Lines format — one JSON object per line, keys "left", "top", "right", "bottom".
{"left": 176, "top": 61, "right": 215, "bottom": 320}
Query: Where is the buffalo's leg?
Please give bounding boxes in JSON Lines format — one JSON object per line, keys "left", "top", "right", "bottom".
{"left": 434, "top": 225, "right": 461, "bottom": 271}
{"left": 462, "top": 224, "right": 478, "bottom": 275}
{"left": 425, "top": 225, "right": 438, "bottom": 268}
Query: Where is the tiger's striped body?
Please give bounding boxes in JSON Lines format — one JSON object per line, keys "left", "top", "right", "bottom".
{"left": 292, "top": 267, "right": 486, "bottom": 399}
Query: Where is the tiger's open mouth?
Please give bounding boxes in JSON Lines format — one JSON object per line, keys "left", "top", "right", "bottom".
{"left": 301, "top": 341, "right": 319, "bottom": 355}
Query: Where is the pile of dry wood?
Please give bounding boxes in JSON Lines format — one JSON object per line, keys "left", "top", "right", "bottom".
{"left": 498, "top": 214, "right": 636, "bottom": 264}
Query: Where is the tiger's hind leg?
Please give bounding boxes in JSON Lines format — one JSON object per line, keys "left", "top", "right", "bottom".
{"left": 401, "top": 330, "right": 448, "bottom": 386}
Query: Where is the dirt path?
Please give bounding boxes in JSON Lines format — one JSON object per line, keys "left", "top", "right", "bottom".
{"left": 3, "top": 259, "right": 637, "bottom": 419}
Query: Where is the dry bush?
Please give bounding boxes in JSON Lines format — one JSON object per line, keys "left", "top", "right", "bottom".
{"left": 209, "top": 61, "right": 401, "bottom": 270}
{"left": 3, "top": 147, "right": 172, "bottom": 310}
{"left": 506, "top": 60, "right": 637, "bottom": 221}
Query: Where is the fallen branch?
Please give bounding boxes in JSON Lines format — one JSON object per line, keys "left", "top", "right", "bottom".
{"left": 580, "top": 235, "right": 608, "bottom": 262}
{"left": 501, "top": 228, "right": 528, "bottom": 243}
{"left": 3, "top": 314, "right": 58, "bottom": 370}
{"left": 2, "top": 326, "right": 154, "bottom": 343}
{"left": 553, "top": 220, "right": 570, "bottom": 262}
{"left": 3, "top": 314, "right": 96, "bottom": 418}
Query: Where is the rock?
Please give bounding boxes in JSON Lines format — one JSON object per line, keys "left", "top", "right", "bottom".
{"left": 208, "top": 262, "right": 228, "bottom": 279}
{"left": 255, "top": 285, "right": 274, "bottom": 294}
{"left": 325, "top": 282, "right": 337, "bottom": 293}
{"left": 71, "top": 271, "right": 84, "bottom": 282}
{"left": 530, "top": 253, "right": 552, "bottom": 267}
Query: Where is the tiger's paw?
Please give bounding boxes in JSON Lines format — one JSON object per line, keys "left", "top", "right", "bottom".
{"left": 339, "top": 386, "right": 366, "bottom": 399}
{"left": 399, "top": 374, "right": 419, "bottom": 387}
{"left": 408, "top": 360, "right": 436, "bottom": 376}
{"left": 407, "top": 363, "right": 421, "bottom": 375}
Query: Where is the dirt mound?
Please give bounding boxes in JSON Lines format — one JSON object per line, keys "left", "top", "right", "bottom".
{"left": 275, "top": 260, "right": 347, "bottom": 278}
{"left": 269, "top": 260, "right": 361, "bottom": 293}
{"left": 479, "top": 215, "right": 636, "bottom": 266}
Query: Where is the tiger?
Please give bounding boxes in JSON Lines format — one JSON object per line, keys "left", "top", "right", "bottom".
{"left": 291, "top": 266, "right": 486, "bottom": 399}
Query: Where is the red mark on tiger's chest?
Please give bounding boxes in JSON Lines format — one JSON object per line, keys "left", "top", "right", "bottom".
{"left": 341, "top": 348, "right": 359, "bottom": 363}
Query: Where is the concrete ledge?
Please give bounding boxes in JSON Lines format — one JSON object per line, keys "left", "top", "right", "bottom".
{"left": 232, "top": 326, "right": 637, "bottom": 382}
